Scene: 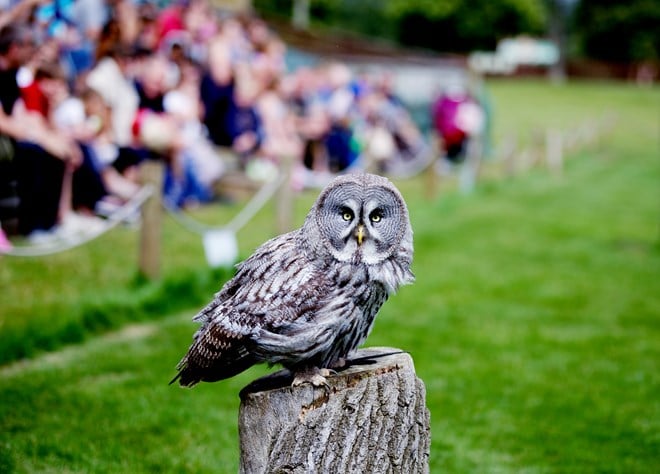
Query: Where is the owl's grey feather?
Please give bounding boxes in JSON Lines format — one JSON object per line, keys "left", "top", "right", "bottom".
{"left": 171, "top": 172, "right": 414, "bottom": 387}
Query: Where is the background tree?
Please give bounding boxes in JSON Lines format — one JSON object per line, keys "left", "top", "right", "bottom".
{"left": 546, "top": 0, "right": 578, "bottom": 81}
{"left": 255, "top": 0, "right": 548, "bottom": 53}
{"left": 573, "top": 0, "right": 660, "bottom": 63}
{"left": 386, "top": 0, "right": 547, "bottom": 52}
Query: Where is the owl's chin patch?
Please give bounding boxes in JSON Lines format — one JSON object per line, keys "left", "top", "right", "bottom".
{"left": 331, "top": 240, "right": 386, "bottom": 265}
{"left": 360, "top": 241, "right": 388, "bottom": 265}
{"left": 330, "top": 249, "right": 355, "bottom": 263}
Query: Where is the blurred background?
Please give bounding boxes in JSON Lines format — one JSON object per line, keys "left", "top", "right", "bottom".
{"left": 0, "top": 0, "right": 658, "bottom": 472}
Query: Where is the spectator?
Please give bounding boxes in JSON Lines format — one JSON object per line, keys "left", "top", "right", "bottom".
{"left": 225, "top": 63, "right": 263, "bottom": 160}
{"left": 86, "top": 42, "right": 140, "bottom": 148}
{"left": 71, "top": 0, "right": 109, "bottom": 45}
{"left": 257, "top": 78, "right": 303, "bottom": 165}
{"left": 0, "top": 225, "right": 11, "bottom": 252}
{"left": 112, "top": 0, "right": 140, "bottom": 46}
{"left": 201, "top": 31, "right": 235, "bottom": 147}
{"left": 130, "top": 52, "right": 226, "bottom": 208}
{"left": 0, "top": 23, "right": 102, "bottom": 239}
{"left": 27, "top": 65, "right": 109, "bottom": 224}
{"left": 16, "top": 36, "right": 59, "bottom": 116}
{"left": 65, "top": 0, "right": 111, "bottom": 76}
{"left": 42, "top": 66, "right": 140, "bottom": 204}
{"left": 86, "top": 40, "right": 151, "bottom": 185}
{"left": 0, "top": 0, "right": 48, "bottom": 32}
{"left": 431, "top": 82, "right": 485, "bottom": 163}
{"left": 163, "top": 57, "right": 225, "bottom": 206}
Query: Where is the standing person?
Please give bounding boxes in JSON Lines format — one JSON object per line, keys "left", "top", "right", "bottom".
{"left": 431, "top": 82, "right": 485, "bottom": 164}
{"left": 200, "top": 31, "right": 236, "bottom": 147}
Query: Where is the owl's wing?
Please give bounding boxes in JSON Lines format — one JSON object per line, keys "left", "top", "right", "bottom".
{"left": 172, "top": 231, "right": 338, "bottom": 386}
{"left": 250, "top": 290, "right": 357, "bottom": 366}
{"left": 171, "top": 306, "right": 258, "bottom": 386}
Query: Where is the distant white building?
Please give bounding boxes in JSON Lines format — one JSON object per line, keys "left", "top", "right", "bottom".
{"left": 469, "top": 37, "right": 560, "bottom": 75}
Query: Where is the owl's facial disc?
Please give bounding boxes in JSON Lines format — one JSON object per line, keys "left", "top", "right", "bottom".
{"left": 315, "top": 182, "right": 406, "bottom": 264}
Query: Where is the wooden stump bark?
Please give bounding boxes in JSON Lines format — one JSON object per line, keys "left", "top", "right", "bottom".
{"left": 238, "top": 347, "right": 431, "bottom": 474}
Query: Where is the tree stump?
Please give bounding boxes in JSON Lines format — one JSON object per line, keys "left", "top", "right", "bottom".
{"left": 238, "top": 347, "right": 431, "bottom": 474}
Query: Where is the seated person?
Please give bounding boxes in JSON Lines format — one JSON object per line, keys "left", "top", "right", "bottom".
{"left": 0, "top": 24, "right": 103, "bottom": 239}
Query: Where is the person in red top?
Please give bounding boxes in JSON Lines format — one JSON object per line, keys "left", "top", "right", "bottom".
{"left": 432, "top": 82, "right": 485, "bottom": 163}
{"left": 14, "top": 34, "right": 60, "bottom": 117}
{"left": 155, "top": 0, "right": 187, "bottom": 48}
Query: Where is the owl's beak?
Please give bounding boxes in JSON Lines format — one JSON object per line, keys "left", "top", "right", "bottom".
{"left": 356, "top": 224, "right": 365, "bottom": 246}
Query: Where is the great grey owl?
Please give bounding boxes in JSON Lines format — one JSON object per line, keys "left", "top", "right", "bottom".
{"left": 170, "top": 172, "right": 414, "bottom": 387}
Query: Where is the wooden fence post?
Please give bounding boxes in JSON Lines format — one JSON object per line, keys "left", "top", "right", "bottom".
{"left": 459, "top": 133, "right": 483, "bottom": 194}
{"left": 139, "top": 160, "right": 164, "bottom": 280}
{"left": 545, "top": 128, "right": 564, "bottom": 177}
{"left": 238, "top": 347, "right": 431, "bottom": 474}
{"left": 500, "top": 133, "right": 519, "bottom": 178}
{"left": 424, "top": 133, "right": 441, "bottom": 200}
{"left": 528, "top": 128, "right": 545, "bottom": 170}
{"left": 276, "top": 156, "right": 294, "bottom": 234}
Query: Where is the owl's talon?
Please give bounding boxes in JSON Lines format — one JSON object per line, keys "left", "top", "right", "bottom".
{"left": 330, "top": 357, "right": 347, "bottom": 369}
{"left": 292, "top": 368, "right": 332, "bottom": 389}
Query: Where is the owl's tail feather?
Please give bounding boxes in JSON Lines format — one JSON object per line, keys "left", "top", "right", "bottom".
{"left": 168, "top": 372, "right": 184, "bottom": 386}
{"left": 169, "top": 357, "right": 257, "bottom": 387}
{"left": 169, "top": 366, "right": 204, "bottom": 388}
{"left": 169, "top": 357, "right": 199, "bottom": 387}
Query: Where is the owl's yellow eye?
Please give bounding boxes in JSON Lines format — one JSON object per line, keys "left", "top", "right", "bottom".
{"left": 342, "top": 211, "right": 353, "bottom": 221}
{"left": 370, "top": 212, "right": 382, "bottom": 223}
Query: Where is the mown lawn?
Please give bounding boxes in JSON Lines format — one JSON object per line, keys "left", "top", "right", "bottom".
{"left": 1, "top": 79, "right": 659, "bottom": 472}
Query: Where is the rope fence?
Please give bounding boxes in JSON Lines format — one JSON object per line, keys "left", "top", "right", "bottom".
{"left": 2, "top": 185, "right": 155, "bottom": 257}
{"left": 164, "top": 172, "right": 287, "bottom": 235}
{"left": 496, "top": 112, "right": 618, "bottom": 178}
{"left": 0, "top": 161, "right": 290, "bottom": 276}
{"left": 424, "top": 112, "right": 618, "bottom": 198}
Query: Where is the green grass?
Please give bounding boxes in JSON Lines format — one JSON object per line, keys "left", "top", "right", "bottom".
{"left": 1, "top": 79, "right": 659, "bottom": 472}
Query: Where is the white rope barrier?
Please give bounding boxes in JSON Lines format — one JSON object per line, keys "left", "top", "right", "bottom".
{"left": 164, "top": 172, "right": 287, "bottom": 235}
{"left": 2, "top": 185, "right": 154, "bottom": 257}
{"left": 384, "top": 142, "right": 436, "bottom": 180}
{"left": 3, "top": 170, "right": 286, "bottom": 259}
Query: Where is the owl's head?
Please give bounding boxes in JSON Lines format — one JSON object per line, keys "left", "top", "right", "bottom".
{"left": 303, "top": 173, "right": 413, "bottom": 265}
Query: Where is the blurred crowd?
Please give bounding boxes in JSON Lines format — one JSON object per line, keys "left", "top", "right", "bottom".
{"left": 0, "top": 0, "right": 437, "bottom": 245}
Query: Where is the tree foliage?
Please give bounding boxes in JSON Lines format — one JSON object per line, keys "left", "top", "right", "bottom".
{"left": 574, "top": 0, "right": 660, "bottom": 62}
{"left": 254, "top": 0, "right": 660, "bottom": 62}
{"left": 392, "top": 0, "right": 547, "bottom": 52}
{"left": 385, "top": 0, "right": 463, "bottom": 19}
{"left": 255, "top": 0, "right": 548, "bottom": 53}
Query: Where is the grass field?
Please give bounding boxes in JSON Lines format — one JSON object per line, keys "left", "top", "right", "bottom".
{"left": 1, "top": 79, "right": 659, "bottom": 472}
